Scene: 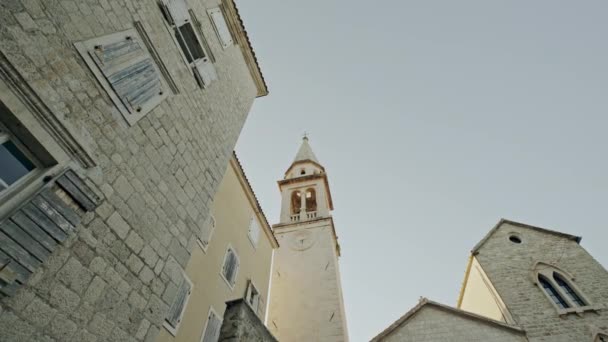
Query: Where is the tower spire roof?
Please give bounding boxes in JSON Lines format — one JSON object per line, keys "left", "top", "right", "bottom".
{"left": 293, "top": 135, "right": 319, "bottom": 164}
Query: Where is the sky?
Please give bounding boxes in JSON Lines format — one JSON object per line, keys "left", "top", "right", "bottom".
{"left": 233, "top": 1, "right": 608, "bottom": 340}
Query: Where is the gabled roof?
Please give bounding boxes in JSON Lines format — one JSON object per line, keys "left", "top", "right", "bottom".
{"left": 471, "top": 218, "right": 582, "bottom": 255}
{"left": 371, "top": 298, "right": 525, "bottom": 341}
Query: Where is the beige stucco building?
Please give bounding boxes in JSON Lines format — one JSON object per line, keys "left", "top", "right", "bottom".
{"left": 268, "top": 137, "right": 349, "bottom": 341}
{"left": 372, "top": 219, "right": 608, "bottom": 341}
{"left": 156, "top": 153, "right": 278, "bottom": 342}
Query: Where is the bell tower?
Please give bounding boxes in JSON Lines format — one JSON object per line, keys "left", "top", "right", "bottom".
{"left": 268, "top": 137, "right": 349, "bottom": 341}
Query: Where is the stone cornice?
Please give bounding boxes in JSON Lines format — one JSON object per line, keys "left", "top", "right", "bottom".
{"left": 222, "top": 0, "right": 268, "bottom": 97}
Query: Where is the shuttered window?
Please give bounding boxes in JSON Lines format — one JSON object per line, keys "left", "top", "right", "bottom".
{"left": 247, "top": 216, "right": 260, "bottom": 248}
{"left": 164, "top": 273, "right": 193, "bottom": 335}
{"left": 221, "top": 246, "right": 239, "bottom": 288}
{"left": 0, "top": 123, "right": 37, "bottom": 196}
{"left": 74, "top": 29, "right": 168, "bottom": 126}
{"left": 197, "top": 215, "right": 216, "bottom": 252}
{"left": 201, "top": 308, "right": 222, "bottom": 342}
{"left": 208, "top": 7, "right": 234, "bottom": 49}
{"left": 245, "top": 280, "right": 261, "bottom": 313}
{"left": 160, "top": 0, "right": 217, "bottom": 88}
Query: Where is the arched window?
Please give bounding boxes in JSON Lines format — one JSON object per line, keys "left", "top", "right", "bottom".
{"left": 553, "top": 273, "right": 585, "bottom": 306}
{"left": 305, "top": 188, "right": 316, "bottom": 212}
{"left": 291, "top": 191, "right": 301, "bottom": 215}
{"left": 538, "top": 275, "right": 569, "bottom": 309}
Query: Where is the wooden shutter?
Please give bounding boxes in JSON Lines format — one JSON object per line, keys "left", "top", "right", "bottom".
{"left": 193, "top": 59, "right": 217, "bottom": 88}
{"left": 89, "top": 36, "right": 162, "bottom": 114}
{"left": 166, "top": 276, "right": 192, "bottom": 329}
{"left": 202, "top": 310, "right": 222, "bottom": 342}
{"left": 208, "top": 8, "right": 233, "bottom": 48}
{"left": 248, "top": 218, "right": 260, "bottom": 246}
{"left": 161, "top": 0, "right": 190, "bottom": 26}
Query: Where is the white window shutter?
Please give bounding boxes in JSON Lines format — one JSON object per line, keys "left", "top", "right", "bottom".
{"left": 199, "top": 215, "right": 215, "bottom": 248}
{"left": 193, "top": 58, "right": 217, "bottom": 88}
{"left": 208, "top": 8, "right": 233, "bottom": 48}
{"left": 202, "top": 310, "right": 222, "bottom": 342}
{"left": 166, "top": 276, "right": 192, "bottom": 329}
{"left": 162, "top": 0, "right": 190, "bottom": 26}
{"left": 248, "top": 218, "right": 260, "bottom": 246}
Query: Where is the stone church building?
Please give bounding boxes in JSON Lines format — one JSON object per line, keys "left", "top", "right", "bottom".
{"left": 372, "top": 219, "right": 608, "bottom": 341}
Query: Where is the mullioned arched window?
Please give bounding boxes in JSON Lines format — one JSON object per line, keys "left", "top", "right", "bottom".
{"left": 532, "top": 262, "right": 590, "bottom": 312}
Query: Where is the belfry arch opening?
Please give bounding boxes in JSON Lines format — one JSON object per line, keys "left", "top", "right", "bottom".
{"left": 291, "top": 191, "right": 301, "bottom": 215}
{"left": 305, "top": 188, "right": 317, "bottom": 212}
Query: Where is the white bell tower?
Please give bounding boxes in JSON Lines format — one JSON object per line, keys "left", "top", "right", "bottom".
{"left": 268, "top": 136, "right": 349, "bottom": 341}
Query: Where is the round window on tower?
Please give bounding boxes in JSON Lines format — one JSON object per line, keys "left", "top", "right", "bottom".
{"left": 508, "top": 234, "right": 522, "bottom": 244}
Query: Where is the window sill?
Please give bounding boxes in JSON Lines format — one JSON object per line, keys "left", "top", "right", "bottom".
{"left": 0, "top": 165, "right": 61, "bottom": 220}
{"left": 557, "top": 304, "right": 603, "bottom": 317}
{"left": 197, "top": 238, "right": 209, "bottom": 253}
{"left": 163, "top": 320, "right": 180, "bottom": 337}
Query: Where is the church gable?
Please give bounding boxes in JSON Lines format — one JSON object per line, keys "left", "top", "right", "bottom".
{"left": 372, "top": 299, "right": 526, "bottom": 342}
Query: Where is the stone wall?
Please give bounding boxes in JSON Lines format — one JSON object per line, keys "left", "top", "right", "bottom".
{"left": 219, "top": 299, "right": 277, "bottom": 342}
{"left": 476, "top": 222, "right": 608, "bottom": 341}
{"left": 0, "top": 0, "right": 261, "bottom": 341}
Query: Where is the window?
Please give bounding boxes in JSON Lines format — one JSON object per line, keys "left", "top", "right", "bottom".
{"left": 300, "top": 169, "right": 305, "bottom": 175}
{"left": 553, "top": 273, "right": 586, "bottom": 307}
{"left": 305, "top": 188, "right": 317, "bottom": 212}
{"left": 164, "top": 273, "right": 193, "bottom": 335}
{"left": 160, "top": 0, "right": 217, "bottom": 88}
{"left": 74, "top": 29, "right": 168, "bottom": 125}
{"left": 207, "top": 7, "right": 234, "bottom": 49}
{"left": 291, "top": 191, "right": 301, "bottom": 215}
{"left": 0, "top": 123, "right": 37, "bottom": 197}
{"left": 221, "top": 246, "right": 239, "bottom": 289}
{"left": 247, "top": 216, "right": 260, "bottom": 247}
{"left": 539, "top": 275, "right": 569, "bottom": 309}
{"left": 245, "top": 280, "right": 261, "bottom": 313}
{"left": 197, "top": 215, "right": 216, "bottom": 252}
{"left": 200, "top": 307, "right": 222, "bottom": 342}
{"left": 509, "top": 235, "right": 522, "bottom": 244}
{"left": 533, "top": 262, "right": 592, "bottom": 313}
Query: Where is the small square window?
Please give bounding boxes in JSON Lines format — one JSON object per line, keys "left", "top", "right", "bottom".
{"left": 245, "top": 280, "right": 261, "bottom": 313}
{"left": 74, "top": 29, "right": 169, "bottom": 126}
{"left": 220, "top": 246, "right": 239, "bottom": 289}
{"left": 247, "top": 216, "right": 260, "bottom": 248}
{"left": 164, "top": 272, "right": 193, "bottom": 335}
{"left": 201, "top": 307, "right": 222, "bottom": 342}
{"left": 207, "top": 7, "right": 234, "bottom": 49}
{"left": 160, "top": 0, "right": 217, "bottom": 88}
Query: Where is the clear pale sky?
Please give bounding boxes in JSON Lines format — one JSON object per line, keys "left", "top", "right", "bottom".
{"left": 233, "top": 1, "right": 608, "bottom": 340}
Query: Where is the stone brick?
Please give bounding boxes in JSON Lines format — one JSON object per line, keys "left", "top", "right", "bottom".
{"left": 22, "top": 297, "right": 57, "bottom": 328}
{"left": 135, "top": 318, "right": 151, "bottom": 340}
{"left": 125, "top": 231, "right": 144, "bottom": 254}
{"left": 57, "top": 257, "right": 94, "bottom": 294}
{"left": 107, "top": 211, "right": 130, "bottom": 239}
{"left": 139, "top": 245, "right": 159, "bottom": 267}
{"left": 14, "top": 12, "right": 38, "bottom": 31}
{"left": 83, "top": 276, "right": 107, "bottom": 304}
{"left": 49, "top": 283, "right": 80, "bottom": 312}
{"left": 113, "top": 175, "right": 135, "bottom": 200}
{"left": 139, "top": 265, "right": 154, "bottom": 285}
{"left": 47, "top": 313, "right": 78, "bottom": 341}
{"left": 126, "top": 254, "right": 144, "bottom": 274}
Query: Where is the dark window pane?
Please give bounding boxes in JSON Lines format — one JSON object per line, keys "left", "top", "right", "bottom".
{"left": 175, "top": 23, "right": 205, "bottom": 63}
{"left": 554, "top": 273, "right": 586, "bottom": 306}
{"left": 539, "top": 275, "right": 569, "bottom": 309}
{"left": 0, "top": 140, "right": 35, "bottom": 186}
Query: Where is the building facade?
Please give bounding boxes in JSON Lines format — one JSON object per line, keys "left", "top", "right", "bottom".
{"left": 0, "top": 0, "right": 267, "bottom": 341}
{"left": 373, "top": 219, "right": 608, "bottom": 341}
{"left": 268, "top": 137, "right": 349, "bottom": 342}
{"left": 156, "top": 153, "right": 278, "bottom": 342}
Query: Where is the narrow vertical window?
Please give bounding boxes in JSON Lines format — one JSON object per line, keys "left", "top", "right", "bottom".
{"left": 221, "top": 246, "right": 239, "bottom": 288}
{"left": 291, "top": 191, "right": 301, "bottom": 215}
{"left": 197, "top": 215, "right": 216, "bottom": 252}
{"left": 0, "top": 125, "right": 36, "bottom": 195}
{"left": 247, "top": 217, "right": 260, "bottom": 247}
{"left": 553, "top": 273, "right": 585, "bottom": 307}
{"left": 201, "top": 307, "right": 222, "bottom": 342}
{"left": 305, "top": 188, "right": 317, "bottom": 212}
{"left": 539, "top": 275, "right": 569, "bottom": 309}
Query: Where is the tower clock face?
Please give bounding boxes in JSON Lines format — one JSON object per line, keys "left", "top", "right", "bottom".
{"left": 289, "top": 230, "right": 316, "bottom": 251}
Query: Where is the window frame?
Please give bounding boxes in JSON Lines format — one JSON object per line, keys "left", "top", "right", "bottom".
{"left": 74, "top": 29, "right": 169, "bottom": 126}
{"left": 159, "top": 0, "right": 217, "bottom": 88}
{"left": 200, "top": 306, "right": 222, "bottom": 342}
{"left": 532, "top": 262, "right": 595, "bottom": 315}
{"left": 220, "top": 245, "right": 239, "bottom": 290}
{"left": 163, "top": 272, "right": 194, "bottom": 336}
{"left": 0, "top": 122, "right": 41, "bottom": 199}
{"left": 197, "top": 214, "right": 216, "bottom": 253}
{"left": 244, "top": 279, "right": 261, "bottom": 313}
